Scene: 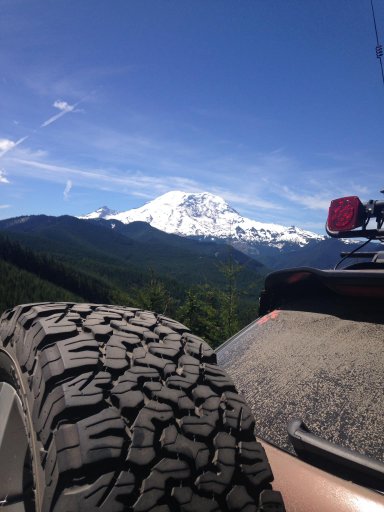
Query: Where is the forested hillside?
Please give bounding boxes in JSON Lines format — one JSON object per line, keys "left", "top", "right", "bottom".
{"left": 0, "top": 258, "right": 82, "bottom": 313}
{"left": 0, "top": 219, "right": 266, "bottom": 346}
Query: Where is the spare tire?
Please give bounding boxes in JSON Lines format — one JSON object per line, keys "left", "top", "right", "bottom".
{"left": 0, "top": 302, "right": 284, "bottom": 511}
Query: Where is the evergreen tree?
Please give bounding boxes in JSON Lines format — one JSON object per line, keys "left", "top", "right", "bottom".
{"left": 218, "top": 243, "right": 242, "bottom": 339}
{"left": 135, "top": 270, "right": 173, "bottom": 314}
{"left": 177, "top": 284, "right": 222, "bottom": 346}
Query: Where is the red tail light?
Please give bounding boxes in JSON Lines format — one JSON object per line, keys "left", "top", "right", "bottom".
{"left": 327, "top": 196, "right": 365, "bottom": 232}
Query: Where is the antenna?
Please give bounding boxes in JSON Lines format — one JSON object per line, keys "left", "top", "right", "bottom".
{"left": 370, "top": 0, "right": 384, "bottom": 86}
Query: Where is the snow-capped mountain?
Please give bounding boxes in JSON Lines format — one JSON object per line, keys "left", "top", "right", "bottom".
{"left": 79, "top": 191, "right": 324, "bottom": 249}
{"left": 80, "top": 206, "right": 119, "bottom": 220}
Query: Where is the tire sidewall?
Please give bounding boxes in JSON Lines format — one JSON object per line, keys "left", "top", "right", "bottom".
{"left": 0, "top": 347, "right": 43, "bottom": 511}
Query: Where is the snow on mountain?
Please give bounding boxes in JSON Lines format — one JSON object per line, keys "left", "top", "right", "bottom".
{"left": 80, "top": 206, "right": 119, "bottom": 220}
{"left": 79, "top": 191, "right": 324, "bottom": 249}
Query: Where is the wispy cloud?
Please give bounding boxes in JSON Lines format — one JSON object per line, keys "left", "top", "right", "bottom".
{"left": 277, "top": 177, "right": 376, "bottom": 216}
{"left": 3, "top": 113, "right": 382, "bottom": 232}
{"left": 8, "top": 153, "right": 288, "bottom": 222}
{"left": 0, "top": 204, "right": 10, "bottom": 209}
{"left": 11, "top": 157, "right": 202, "bottom": 196}
{"left": 0, "top": 99, "right": 81, "bottom": 168}
{"left": 63, "top": 179, "right": 73, "bottom": 200}
{"left": 41, "top": 99, "right": 78, "bottom": 128}
{"left": 211, "top": 188, "right": 284, "bottom": 212}
{"left": 0, "top": 169, "right": 10, "bottom": 183}
{"left": 280, "top": 186, "right": 331, "bottom": 211}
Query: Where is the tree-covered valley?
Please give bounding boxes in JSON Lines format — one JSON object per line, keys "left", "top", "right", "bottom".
{"left": 0, "top": 216, "right": 267, "bottom": 347}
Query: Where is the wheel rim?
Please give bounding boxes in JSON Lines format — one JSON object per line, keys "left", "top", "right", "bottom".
{"left": 0, "top": 382, "right": 35, "bottom": 511}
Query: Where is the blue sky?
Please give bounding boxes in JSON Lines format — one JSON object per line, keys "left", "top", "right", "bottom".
{"left": 1, "top": 0, "right": 383, "bottom": 233}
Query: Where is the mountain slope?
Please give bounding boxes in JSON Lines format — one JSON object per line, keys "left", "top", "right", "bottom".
{"left": 263, "top": 238, "right": 380, "bottom": 270}
{"left": 0, "top": 234, "right": 132, "bottom": 306}
{"left": 0, "top": 216, "right": 266, "bottom": 343}
{"left": 0, "top": 215, "right": 266, "bottom": 291}
{"left": 0, "top": 258, "right": 82, "bottom": 313}
{"left": 80, "top": 191, "right": 324, "bottom": 249}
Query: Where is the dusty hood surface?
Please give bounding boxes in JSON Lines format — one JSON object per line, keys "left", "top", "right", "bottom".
{"left": 217, "top": 307, "right": 383, "bottom": 463}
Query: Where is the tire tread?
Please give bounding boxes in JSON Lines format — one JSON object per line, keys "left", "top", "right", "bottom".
{"left": 0, "top": 302, "right": 284, "bottom": 511}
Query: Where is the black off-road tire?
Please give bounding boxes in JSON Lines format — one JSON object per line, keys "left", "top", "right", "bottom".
{"left": 0, "top": 303, "right": 284, "bottom": 512}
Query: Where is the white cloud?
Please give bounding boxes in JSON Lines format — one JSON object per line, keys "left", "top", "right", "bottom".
{"left": 0, "top": 139, "right": 15, "bottom": 153}
{"left": 0, "top": 136, "right": 28, "bottom": 158}
{"left": 41, "top": 99, "right": 77, "bottom": 128}
{"left": 0, "top": 204, "right": 10, "bottom": 209}
{"left": 53, "top": 100, "right": 75, "bottom": 112}
{"left": 0, "top": 169, "right": 10, "bottom": 184}
{"left": 63, "top": 179, "right": 73, "bottom": 200}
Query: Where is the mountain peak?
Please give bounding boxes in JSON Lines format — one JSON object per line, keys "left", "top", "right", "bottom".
{"left": 79, "top": 206, "right": 119, "bottom": 220}
{"left": 142, "top": 191, "right": 239, "bottom": 218}
{"left": 79, "top": 191, "right": 324, "bottom": 249}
